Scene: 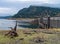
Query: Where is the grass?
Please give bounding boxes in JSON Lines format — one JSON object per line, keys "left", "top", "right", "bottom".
{"left": 0, "top": 28, "right": 60, "bottom": 44}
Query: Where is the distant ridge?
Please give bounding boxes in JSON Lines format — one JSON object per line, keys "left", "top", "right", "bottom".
{"left": 13, "top": 5, "right": 60, "bottom": 18}
{"left": 0, "top": 16, "right": 12, "bottom": 19}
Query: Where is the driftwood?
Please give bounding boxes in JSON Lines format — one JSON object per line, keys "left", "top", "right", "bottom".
{"left": 5, "top": 21, "right": 18, "bottom": 38}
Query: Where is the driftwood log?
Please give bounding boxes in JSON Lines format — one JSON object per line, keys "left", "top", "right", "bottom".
{"left": 5, "top": 21, "right": 18, "bottom": 38}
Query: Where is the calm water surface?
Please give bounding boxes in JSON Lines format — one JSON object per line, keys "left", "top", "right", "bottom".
{"left": 0, "top": 19, "right": 27, "bottom": 30}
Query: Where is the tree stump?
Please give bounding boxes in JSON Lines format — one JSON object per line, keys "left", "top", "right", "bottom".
{"left": 5, "top": 21, "right": 18, "bottom": 38}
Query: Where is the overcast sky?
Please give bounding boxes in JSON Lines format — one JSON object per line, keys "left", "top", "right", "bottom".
{"left": 0, "top": 0, "right": 60, "bottom": 16}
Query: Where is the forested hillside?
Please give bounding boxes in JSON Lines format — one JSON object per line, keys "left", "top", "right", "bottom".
{"left": 13, "top": 6, "right": 60, "bottom": 18}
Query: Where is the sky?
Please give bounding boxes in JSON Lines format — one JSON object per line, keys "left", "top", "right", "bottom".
{"left": 0, "top": 0, "right": 60, "bottom": 16}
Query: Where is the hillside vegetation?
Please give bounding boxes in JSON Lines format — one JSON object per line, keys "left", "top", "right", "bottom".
{"left": 13, "top": 6, "right": 60, "bottom": 18}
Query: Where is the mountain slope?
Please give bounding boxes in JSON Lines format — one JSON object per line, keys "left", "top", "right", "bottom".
{"left": 13, "top": 6, "right": 60, "bottom": 18}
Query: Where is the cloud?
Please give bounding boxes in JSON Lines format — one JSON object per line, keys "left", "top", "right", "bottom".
{"left": 0, "top": 0, "right": 60, "bottom": 16}
{"left": 0, "top": 7, "right": 18, "bottom": 15}
{"left": 0, "top": 0, "right": 60, "bottom": 8}
{"left": 3, "top": 0, "right": 30, "bottom": 2}
{"left": 3, "top": 0, "right": 60, "bottom": 4}
{"left": 4, "top": 0, "right": 49, "bottom": 3}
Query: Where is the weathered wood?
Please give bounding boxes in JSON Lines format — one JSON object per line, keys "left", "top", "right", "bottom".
{"left": 14, "top": 21, "right": 17, "bottom": 31}
{"left": 47, "top": 15, "right": 50, "bottom": 29}
{"left": 5, "top": 21, "right": 18, "bottom": 38}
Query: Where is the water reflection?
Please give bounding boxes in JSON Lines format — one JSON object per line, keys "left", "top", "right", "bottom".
{"left": 0, "top": 19, "right": 32, "bottom": 30}
{"left": 0, "top": 19, "right": 16, "bottom": 30}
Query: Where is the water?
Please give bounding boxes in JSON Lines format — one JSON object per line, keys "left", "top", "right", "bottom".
{"left": 0, "top": 19, "right": 27, "bottom": 30}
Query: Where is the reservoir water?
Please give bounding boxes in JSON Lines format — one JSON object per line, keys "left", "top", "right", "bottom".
{"left": 0, "top": 19, "right": 29, "bottom": 30}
